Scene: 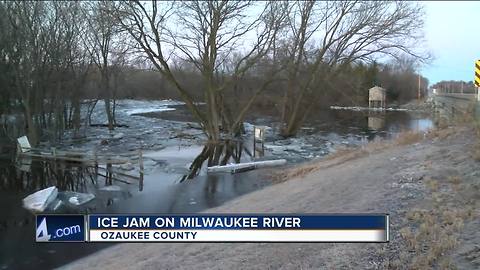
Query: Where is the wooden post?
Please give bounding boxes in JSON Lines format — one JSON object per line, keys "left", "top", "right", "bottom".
{"left": 94, "top": 149, "right": 98, "bottom": 182}
{"left": 418, "top": 73, "right": 421, "bottom": 100}
{"left": 253, "top": 126, "right": 265, "bottom": 158}
{"left": 106, "top": 162, "right": 112, "bottom": 185}
{"left": 261, "top": 134, "right": 264, "bottom": 152}
{"left": 139, "top": 148, "right": 144, "bottom": 191}
{"left": 253, "top": 126, "right": 256, "bottom": 158}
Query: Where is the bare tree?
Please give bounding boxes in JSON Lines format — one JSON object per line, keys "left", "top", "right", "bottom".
{"left": 66, "top": 7, "right": 92, "bottom": 137}
{"left": 84, "top": 1, "right": 128, "bottom": 131}
{"left": 113, "top": 0, "right": 287, "bottom": 176}
{"left": 0, "top": 1, "right": 96, "bottom": 144}
{"left": 277, "top": 1, "right": 428, "bottom": 137}
{"left": 115, "top": 1, "right": 286, "bottom": 138}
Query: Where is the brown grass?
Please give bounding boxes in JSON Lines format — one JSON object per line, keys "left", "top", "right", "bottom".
{"left": 378, "top": 119, "right": 479, "bottom": 268}
{"left": 425, "top": 127, "right": 457, "bottom": 140}
{"left": 270, "top": 162, "right": 321, "bottom": 183}
{"left": 394, "top": 131, "right": 424, "bottom": 145}
{"left": 473, "top": 115, "right": 480, "bottom": 161}
{"left": 424, "top": 178, "right": 439, "bottom": 192}
{"left": 473, "top": 148, "right": 480, "bottom": 161}
{"left": 397, "top": 172, "right": 479, "bottom": 269}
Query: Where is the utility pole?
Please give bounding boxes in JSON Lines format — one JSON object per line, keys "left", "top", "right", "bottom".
{"left": 417, "top": 74, "right": 421, "bottom": 100}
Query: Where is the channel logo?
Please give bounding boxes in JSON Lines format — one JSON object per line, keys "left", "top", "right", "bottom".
{"left": 36, "top": 215, "right": 85, "bottom": 242}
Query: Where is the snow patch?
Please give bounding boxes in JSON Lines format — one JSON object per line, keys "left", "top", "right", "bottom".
{"left": 118, "top": 99, "right": 185, "bottom": 116}
{"left": 330, "top": 106, "right": 408, "bottom": 112}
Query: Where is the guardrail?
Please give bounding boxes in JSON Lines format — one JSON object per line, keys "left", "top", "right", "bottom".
{"left": 434, "top": 93, "right": 477, "bottom": 101}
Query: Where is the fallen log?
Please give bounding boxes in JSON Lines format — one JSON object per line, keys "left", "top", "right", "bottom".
{"left": 207, "top": 159, "right": 287, "bottom": 173}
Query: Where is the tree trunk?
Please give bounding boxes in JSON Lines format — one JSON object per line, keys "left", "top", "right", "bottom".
{"left": 72, "top": 97, "right": 81, "bottom": 137}
{"left": 24, "top": 105, "right": 38, "bottom": 146}
{"left": 102, "top": 70, "right": 114, "bottom": 131}
{"left": 104, "top": 98, "right": 114, "bottom": 131}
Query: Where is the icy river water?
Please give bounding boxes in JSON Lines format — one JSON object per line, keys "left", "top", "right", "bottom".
{"left": 0, "top": 100, "right": 434, "bottom": 270}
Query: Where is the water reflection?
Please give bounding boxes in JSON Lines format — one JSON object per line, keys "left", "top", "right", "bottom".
{"left": 367, "top": 113, "right": 386, "bottom": 131}
{"left": 181, "top": 139, "right": 253, "bottom": 181}
{"left": 0, "top": 144, "right": 271, "bottom": 270}
{"left": 1, "top": 155, "right": 135, "bottom": 210}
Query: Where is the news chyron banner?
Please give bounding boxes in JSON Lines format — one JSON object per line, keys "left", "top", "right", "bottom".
{"left": 36, "top": 215, "right": 86, "bottom": 242}
{"left": 36, "top": 214, "right": 389, "bottom": 243}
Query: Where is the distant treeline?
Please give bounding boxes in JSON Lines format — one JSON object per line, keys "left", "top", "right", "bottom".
{"left": 85, "top": 60, "right": 428, "bottom": 108}
{"left": 431, "top": 80, "right": 476, "bottom": 94}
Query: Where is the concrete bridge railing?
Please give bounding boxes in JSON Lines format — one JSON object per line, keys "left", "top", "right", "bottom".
{"left": 433, "top": 92, "right": 480, "bottom": 123}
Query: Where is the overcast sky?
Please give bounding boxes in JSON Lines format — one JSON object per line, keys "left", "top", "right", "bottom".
{"left": 421, "top": 1, "right": 480, "bottom": 84}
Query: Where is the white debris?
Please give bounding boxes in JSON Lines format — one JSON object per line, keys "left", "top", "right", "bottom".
{"left": 264, "top": 144, "right": 302, "bottom": 152}
{"left": 62, "top": 192, "right": 95, "bottom": 206}
{"left": 330, "top": 105, "right": 408, "bottom": 112}
{"left": 112, "top": 133, "right": 124, "bottom": 140}
{"left": 22, "top": 186, "right": 58, "bottom": 212}
{"left": 243, "top": 122, "right": 271, "bottom": 133}
{"left": 208, "top": 159, "right": 287, "bottom": 173}
{"left": 68, "top": 197, "right": 77, "bottom": 204}
{"left": 99, "top": 185, "right": 123, "bottom": 192}
{"left": 17, "top": 136, "right": 31, "bottom": 153}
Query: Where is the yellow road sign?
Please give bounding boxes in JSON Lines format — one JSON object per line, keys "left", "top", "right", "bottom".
{"left": 475, "top": 60, "right": 480, "bottom": 87}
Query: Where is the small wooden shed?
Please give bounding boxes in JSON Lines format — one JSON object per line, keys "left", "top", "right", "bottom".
{"left": 368, "top": 86, "right": 386, "bottom": 108}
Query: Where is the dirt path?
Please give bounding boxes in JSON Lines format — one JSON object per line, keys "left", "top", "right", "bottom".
{"left": 61, "top": 127, "right": 480, "bottom": 270}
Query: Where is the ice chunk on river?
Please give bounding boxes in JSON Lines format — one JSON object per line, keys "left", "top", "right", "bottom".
{"left": 99, "top": 185, "right": 123, "bottom": 192}
{"left": 60, "top": 191, "right": 95, "bottom": 206}
{"left": 112, "top": 132, "right": 124, "bottom": 140}
{"left": 119, "top": 162, "right": 135, "bottom": 171}
{"left": 143, "top": 145, "right": 204, "bottom": 163}
{"left": 46, "top": 199, "right": 63, "bottom": 212}
{"left": 125, "top": 107, "right": 176, "bottom": 115}
{"left": 22, "top": 186, "right": 58, "bottom": 212}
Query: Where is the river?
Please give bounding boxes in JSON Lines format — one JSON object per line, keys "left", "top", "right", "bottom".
{"left": 0, "top": 100, "right": 434, "bottom": 270}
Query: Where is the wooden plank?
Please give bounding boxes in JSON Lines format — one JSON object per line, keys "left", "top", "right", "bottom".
{"left": 96, "top": 172, "right": 134, "bottom": 185}
{"left": 19, "top": 152, "right": 130, "bottom": 164}
{"left": 95, "top": 166, "right": 140, "bottom": 180}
